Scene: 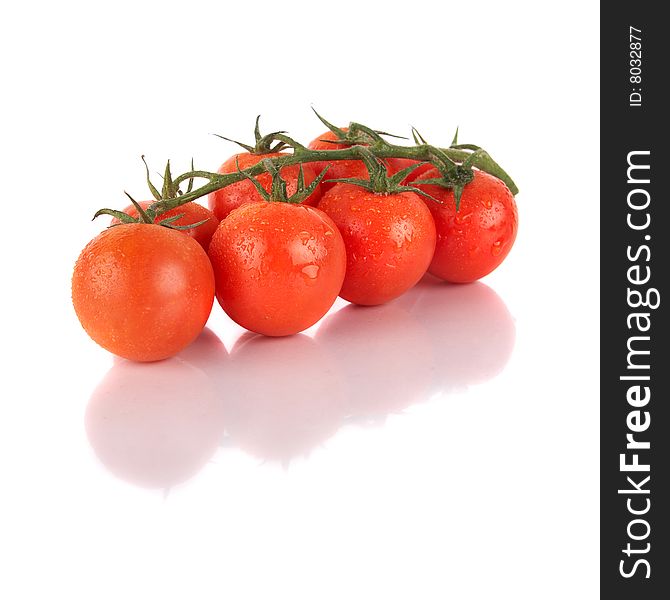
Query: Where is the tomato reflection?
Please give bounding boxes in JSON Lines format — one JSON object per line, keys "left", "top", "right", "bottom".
{"left": 85, "top": 280, "right": 515, "bottom": 485}
{"left": 85, "top": 329, "right": 226, "bottom": 489}
{"left": 221, "top": 334, "right": 345, "bottom": 464}
{"left": 398, "top": 275, "right": 516, "bottom": 392}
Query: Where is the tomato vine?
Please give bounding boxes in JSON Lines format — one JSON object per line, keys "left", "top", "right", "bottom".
{"left": 98, "top": 111, "right": 518, "bottom": 219}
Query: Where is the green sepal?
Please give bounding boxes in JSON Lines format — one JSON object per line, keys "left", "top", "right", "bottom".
{"left": 413, "top": 165, "right": 474, "bottom": 211}
{"left": 388, "top": 161, "right": 430, "bottom": 187}
{"left": 92, "top": 208, "right": 137, "bottom": 223}
{"left": 186, "top": 158, "right": 196, "bottom": 193}
{"left": 411, "top": 126, "right": 428, "bottom": 145}
{"left": 157, "top": 213, "right": 186, "bottom": 226}
{"left": 288, "top": 165, "right": 330, "bottom": 204}
{"left": 124, "top": 191, "right": 153, "bottom": 223}
{"left": 236, "top": 157, "right": 271, "bottom": 201}
{"left": 161, "top": 160, "right": 173, "bottom": 201}
{"left": 453, "top": 186, "right": 465, "bottom": 211}
{"left": 237, "top": 158, "right": 329, "bottom": 204}
{"left": 311, "top": 107, "right": 347, "bottom": 139}
{"left": 213, "top": 115, "right": 290, "bottom": 154}
{"left": 267, "top": 160, "right": 289, "bottom": 201}
{"left": 312, "top": 109, "right": 405, "bottom": 146}
{"left": 161, "top": 217, "right": 210, "bottom": 231}
{"left": 141, "top": 155, "right": 162, "bottom": 202}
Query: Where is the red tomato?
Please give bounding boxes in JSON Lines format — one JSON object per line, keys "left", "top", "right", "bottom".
{"left": 72, "top": 224, "right": 215, "bottom": 361}
{"left": 416, "top": 168, "right": 518, "bottom": 283}
{"left": 208, "top": 202, "right": 346, "bottom": 336}
{"left": 112, "top": 200, "right": 219, "bottom": 250}
{"left": 207, "top": 152, "right": 322, "bottom": 221}
{"left": 318, "top": 184, "right": 436, "bottom": 305}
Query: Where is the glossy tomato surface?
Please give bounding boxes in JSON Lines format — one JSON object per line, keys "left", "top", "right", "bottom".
{"left": 318, "top": 184, "right": 436, "bottom": 305}
{"left": 112, "top": 200, "right": 219, "bottom": 250}
{"left": 72, "top": 224, "right": 215, "bottom": 361}
{"left": 416, "top": 168, "right": 518, "bottom": 283}
{"left": 207, "top": 152, "right": 322, "bottom": 221}
{"left": 208, "top": 202, "right": 346, "bottom": 336}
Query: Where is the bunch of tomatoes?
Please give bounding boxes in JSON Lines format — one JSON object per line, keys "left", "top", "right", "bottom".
{"left": 72, "top": 115, "right": 518, "bottom": 362}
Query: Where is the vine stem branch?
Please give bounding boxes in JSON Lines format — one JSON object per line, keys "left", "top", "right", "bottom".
{"left": 160, "top": 142, "right": 516, "bottom": 212}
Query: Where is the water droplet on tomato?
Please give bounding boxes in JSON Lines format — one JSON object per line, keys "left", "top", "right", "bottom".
{"left": 454, "top": 212, "right": 472, "bottom": 225}
{"left": 302, "top": 264, "right": 319, "bottom": 278}
{"left": 301, "top": 264, "right": 320, "bottom": 284}
{"left": 491, "top": 240, "right": 503, "bottom": 255}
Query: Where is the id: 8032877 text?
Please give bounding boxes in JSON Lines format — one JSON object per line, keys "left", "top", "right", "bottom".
{"left": 629, "top": 26, "right": 643, "bottom": 107}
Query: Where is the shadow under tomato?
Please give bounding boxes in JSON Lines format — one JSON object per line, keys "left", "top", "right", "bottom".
{"left": 85, "top": 329, "right": 227, "bottom": 490}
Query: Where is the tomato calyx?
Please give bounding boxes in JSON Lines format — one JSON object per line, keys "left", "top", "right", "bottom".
{"left": 400, "top": 127, "right": 476, "bottom": 209}
{"left": 311, "top": 108, "right": 406, "bottom": 147}
{"left": 93, "top": 193, "right": 210, "bottom": 231}
{"left": 413, "top": 143, "right": 492, "bottom": 210}
{"left": 141, "top": 155, "right": 198, "bottom": 204}
{"left": 324, "top": 146, "right": 439, "bottom": 202}
{"left": 93, "top": 158, "right": 210, "bottom": 231}
{"left": 213, "top": 115, "right": 291, "bottom": 155}
{"left": 237, "top": 158, "right": 329, "bottom": 204}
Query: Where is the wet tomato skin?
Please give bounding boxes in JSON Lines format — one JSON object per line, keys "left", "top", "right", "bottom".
{"left": 112, "top": 201, "right": 219, "bottom": 250}
{"left": 207, "top": 202, "right": 346, "bottom": 336}
{"left": 207, "top": 152, "right": 322, "bottom": 221}
{"left": 417, "top": 168, "right": 518, "bottom": 283}
{"left": 318, "top": 184, "right": 436, "bottom": 306}
{"left": 72, "top": 224, "right": 215, "bottom": 362}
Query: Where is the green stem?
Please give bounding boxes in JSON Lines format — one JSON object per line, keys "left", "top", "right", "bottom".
{"left": 160, "top": 142, "right": 517, "bottom": 212}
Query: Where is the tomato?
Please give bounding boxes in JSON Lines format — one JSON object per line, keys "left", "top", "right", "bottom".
{"left": 207, "top": 152, "right": 322, "bottom": 221}
{"left": 317, "top": 184, "right": 436, "bottom": 305}
{"left": 416, "top": 168, "right": 518, "bottom": 283}
{"left": 72, "top": 224, "right": 215, "bottom": 361}
{"left": 208, "top": 202, "right": 346, "bottom": 336}
{"left": 112, "top": 200, "right": 219, "bottom": 250}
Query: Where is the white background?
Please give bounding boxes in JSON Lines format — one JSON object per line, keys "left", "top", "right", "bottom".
{"left": 0, "top": 1, "right": 599, "bottom": 598}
